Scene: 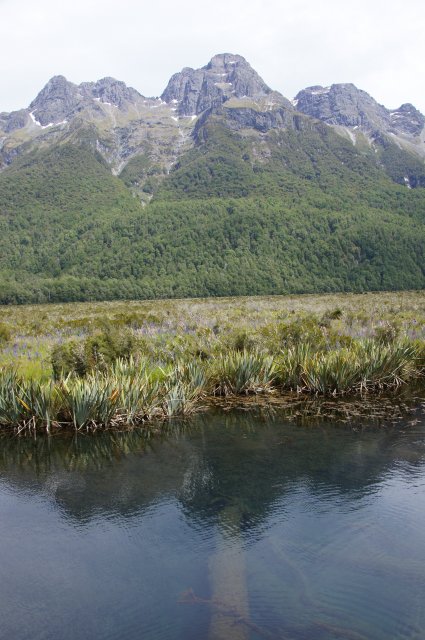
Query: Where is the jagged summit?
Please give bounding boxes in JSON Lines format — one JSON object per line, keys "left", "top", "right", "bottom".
{"left": 2, "top": 55, "right": 423, "bottom": 142}
{"left": 0, "top": 53, "right": 424, "bottom": 186}
{"left": 389, "top": 103, "right": 425, "bottom": 136}
{"left": 26, "top": 75, "right": 144, "bottom": 127}
{"left": 205, "top": 53, "right": 246, "bottom": 67}
{"left": 80, "top": 77, "right": 143, "bottom": 108}
{"left": 161, "top": 53, "right": 273, "bottom": 116}
{"left": 294, "top": 83, "right": 425, "bottom": 137}
{"left": 294, "top": 83, "right": 389, "bottom": 130}
{"left": 29, "top": 75, "right": 81, "bottom": 126}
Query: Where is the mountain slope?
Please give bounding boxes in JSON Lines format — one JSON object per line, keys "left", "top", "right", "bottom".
{"left": 294, "top": 83, "right": 425, "bottom": 187}
{"left": 0, "top": 54, "right": 424, "bottom": 303}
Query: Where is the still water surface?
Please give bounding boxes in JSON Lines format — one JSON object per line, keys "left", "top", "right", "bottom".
{"left": 1, "top": 406, "right": 425, "bottom": 640}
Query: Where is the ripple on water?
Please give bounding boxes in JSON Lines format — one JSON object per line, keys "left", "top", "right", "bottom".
{"left": 1, "top": 410, "right": 425, "bottom": 639}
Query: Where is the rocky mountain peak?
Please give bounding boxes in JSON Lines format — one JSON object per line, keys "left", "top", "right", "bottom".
{"left": 161, "top": 52, "right": 272, "bottom": 116}
{"left": 207, "top": 52, "right": 244, "bottom": 63}
{"left": 40, "top": 75, "right": 74, "bottom": 91}
{"left": 80, "top": 77, "right": 143, "bottom": 108}
{"left": 294, "top": 83, "right": 390, "bottom": 130}
{"left": 389, "top": 103, "right": 425, "bottom": 136}
{"left": 294, "top": 84, "right": 425, "bottom": 141}
{"left": 29, "top": 75, "right": 82, "bottom": 126}
{"left": 204, "top": 53, "right": 247, "bottom": 71}
{"left": 26, "top": 74, "right": 144, "bottom": 128}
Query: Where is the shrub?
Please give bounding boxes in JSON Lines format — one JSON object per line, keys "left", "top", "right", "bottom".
{"left": 51, "top": 328, "right": 136, "bottom": 378}
{"left": 374, "top": 321, "right": 400, "bottom": 345}
{"left": 83, "top": 328, "right": 135, "bottom": 370}
{"left": 232, "top": 330, "right": 256, "bottom": 352}
{"left": 51, "top": 340, "right": 87, "bottom": 378}
{"left": 262, "top": 317, "right": 327, "bottom": 353}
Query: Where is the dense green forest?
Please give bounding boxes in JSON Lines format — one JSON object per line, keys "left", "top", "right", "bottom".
{"left": 0, "top": 116, "right": 424, "bottom": 304}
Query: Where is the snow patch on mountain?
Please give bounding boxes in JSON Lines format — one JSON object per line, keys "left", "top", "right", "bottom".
{"left": 29, "top": 111, "right": 67, "bottom": 129}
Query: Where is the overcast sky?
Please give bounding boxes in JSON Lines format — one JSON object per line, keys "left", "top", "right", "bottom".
{"left": 1, "top": 0, "right": 424, "bottom": 114}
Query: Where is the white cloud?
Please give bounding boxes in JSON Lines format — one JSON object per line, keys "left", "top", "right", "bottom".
{"left": 0, "top": 0, "right": 424, "bottom": 113}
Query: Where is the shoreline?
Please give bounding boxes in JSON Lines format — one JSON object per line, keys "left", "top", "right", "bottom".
{"left": 1, "top": 381, "right": 424, "bottom": 435}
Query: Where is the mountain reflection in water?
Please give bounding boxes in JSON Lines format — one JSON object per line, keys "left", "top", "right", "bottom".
{"left": 0, "top": 406, "right": 425, "bottom": 640}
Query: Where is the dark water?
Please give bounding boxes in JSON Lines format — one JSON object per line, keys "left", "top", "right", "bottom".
{"left": 1, "top": 404, "right": 425, "bottom": 640}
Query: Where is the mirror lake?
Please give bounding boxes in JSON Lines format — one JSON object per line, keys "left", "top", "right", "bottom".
{"left": 1, "top": 402, "right": 425, "bottom": 640}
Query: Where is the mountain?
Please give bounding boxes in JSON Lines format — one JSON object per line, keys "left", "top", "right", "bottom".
{"left": 294, "top": 83, "right": 425, "bottom": 187}
{"left": 161, "top": 52, "right": 286, "bottom": 115}
{"left": 0, "top": 54, "right": 424, "bottom": 304}
{"left": 294, "top": 83, "right": 425, "bottom": 135}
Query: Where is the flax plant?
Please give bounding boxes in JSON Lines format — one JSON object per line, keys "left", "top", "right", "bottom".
{"left": 60, "top": 376, "right": 119, "bottom": 429}
{"left": 208, "top": 350, "right": 277, "bottom": 396}
{"left": 0, "top": 370, "right": 32, "bottom": 427}
{"left": 162, "top": 361, "right": 208, "bottom": 417}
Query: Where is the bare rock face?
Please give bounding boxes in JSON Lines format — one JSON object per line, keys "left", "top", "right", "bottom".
{"left": 223, "top": 105, "right": 295, "bottom": 133}
{"left": 161, "top": 53, "right": 273, "bottom": 116}
{"left": 0, "top": 109, "right": 29, "bottom": 133}
{"left": 294, "top": 83, "right": 390, "bottom": 130}
{"left": 29, "top": 75, "right": 85, "bottom": 125}
{"left": 161, "top": 67, "right": 220, "bottom": 116}
{"left": 80, "top": 77, "right": 143, "bottom": 108}
{"left": 27, "top": 75, "right": 144, "bottom": 127}
{"left": 206, "top": 53, "right": 271, "bottom": 98}
{"left": 389, "top": 103, "right": 425, "bottom": 136}
{"left": 294, "top": 84, "right": 425, "bottom": 142}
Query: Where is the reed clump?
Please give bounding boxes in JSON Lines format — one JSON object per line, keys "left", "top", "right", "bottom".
{"left": 0, "top": 357, "right": 211, "bottom": 430}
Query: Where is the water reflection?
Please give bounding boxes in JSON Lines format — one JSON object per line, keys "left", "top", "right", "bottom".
{"left": 0, "top": 406, "right": 424, "bottom": 639}
{"left": 1, "top": 410, "right": 424, "bottom": 529}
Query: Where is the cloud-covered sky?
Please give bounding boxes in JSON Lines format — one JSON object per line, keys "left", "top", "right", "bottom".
{"left": 1, "top": 0, "right": 424, "bottom": 113}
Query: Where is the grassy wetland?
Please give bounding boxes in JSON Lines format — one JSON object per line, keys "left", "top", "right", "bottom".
{"left": 0, "top": 290, "right": 424, "bottom": 431}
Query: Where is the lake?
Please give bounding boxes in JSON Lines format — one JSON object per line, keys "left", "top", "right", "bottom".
{"left": 0, "top": 402, "right": 425, "bottom": 640}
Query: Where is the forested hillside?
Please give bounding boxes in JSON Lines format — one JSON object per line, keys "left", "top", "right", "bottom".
{"left": 0, "top": 54, "right": 424, "bottom": 303}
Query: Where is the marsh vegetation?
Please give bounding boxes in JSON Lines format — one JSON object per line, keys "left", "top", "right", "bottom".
{"left": 0, "top": 291, "right": 424, "bottom": 431}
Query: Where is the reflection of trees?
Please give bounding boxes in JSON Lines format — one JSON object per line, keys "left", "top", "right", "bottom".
{"left": 0, "top": 412, "right": 423, "bottom": 531}
{"left": 1, "top": 409, "right": 424, "bottom": 640}
{"left": 178, "top": 411, "right": 425, "bottom": 538}
{"left": 0, "top": 423, "right": 200, "bottom": 521}
{"left": 0, "top": 410, "right": 424, "bottom": 531}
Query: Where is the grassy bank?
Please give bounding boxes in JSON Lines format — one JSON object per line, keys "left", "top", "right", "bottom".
{"left": 0, "top": 291, "right": 424, "bottom": 431}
